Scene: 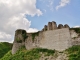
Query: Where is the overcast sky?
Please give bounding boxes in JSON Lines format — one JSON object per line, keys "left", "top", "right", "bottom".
{"left": 0, "top": 0, "right": 80, "bottom": 43}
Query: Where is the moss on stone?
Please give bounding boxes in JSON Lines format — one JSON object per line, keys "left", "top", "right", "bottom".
{"left": 16, "top": 30, "right": 28, "bottom": 43}
{"left": 22, "top": 30, "right": 28, "bottom": 42}
{"left": 16, "top": 38, "right": 22, "bottom": 43}
{"left": 32, "top": 32, "right": 39, "bottom": 42}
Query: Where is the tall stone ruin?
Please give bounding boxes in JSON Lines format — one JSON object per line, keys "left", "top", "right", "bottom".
{"left": 52, "top": 21, "right": 57, "bottom": 29}
{"left": 47, "top": 22, "right": 52, "bottom": 30}
{"left": 12, "top": 21, "right": 78, "bottom": 54}
{"left": 12, "top": 29, "right": 27, "bottom": 54}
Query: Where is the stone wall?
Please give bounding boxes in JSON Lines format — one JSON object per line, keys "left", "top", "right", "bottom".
{"left": 70, "top": 30, "right": 80, "bottom": 45}
{"left": 12, "top": 21, "right": 80, "bottom": 54}
{"left": 25, "top": 31, "right": 43, "bottom": 50}
{"left": 39, "top": 28, "right": 72, "bottom": 51}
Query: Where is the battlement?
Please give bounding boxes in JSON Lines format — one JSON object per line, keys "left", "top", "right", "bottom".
{"left": 42, "top": 21, "right": 69, "bottom": 31}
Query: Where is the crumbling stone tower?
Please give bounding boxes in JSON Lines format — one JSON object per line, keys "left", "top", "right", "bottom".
{"left": 12, "top": 29, "right": 27, "bottom": 54}
{"left": 43, "top": 21, "right": 57, "bottom": 31}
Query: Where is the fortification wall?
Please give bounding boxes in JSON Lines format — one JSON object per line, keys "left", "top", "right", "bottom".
{"left": 25, "top": 31, "right": 43, "bottom": 50}
{"left": 12, "top": 21, "right": 79, "bottom": 54}
{"left": 71, "top": 38, "right": 80, "bottom": 45}
{"left": 39, "top": 28, "right": 72, "bottom": 51}
{"left": 70, "top": 30, "right": 80, "bottom": 45}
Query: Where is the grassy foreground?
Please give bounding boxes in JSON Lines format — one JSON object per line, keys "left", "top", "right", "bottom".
{"left": 1, "top": 42, "right": 80, "bottom": 60}
{"left": 1, "top": 46, "right": 55, "bottom": 60}
{"left": 66, "top": 45, "right": 80, "bottom": 60}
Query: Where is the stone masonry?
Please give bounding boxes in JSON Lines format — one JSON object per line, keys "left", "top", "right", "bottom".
{"left": 12, "top": 21, "right": 80, "bottom": 54}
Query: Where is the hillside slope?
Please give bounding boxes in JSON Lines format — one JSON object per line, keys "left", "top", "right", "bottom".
{"left": 0, "top": 42, "right": 12, "bottom": 58}
{"left": 1, "top": 46, "right": 68, "bottom": 60}
{"left": 1, "top": 45, "right": 80, "bottom": 60}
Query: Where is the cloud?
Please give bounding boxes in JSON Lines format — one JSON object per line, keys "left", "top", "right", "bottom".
{"left": 73, "top": 26, "right": 80, "bottom": 28}
{"left": 47, "top": 0, "right": 54, "bottom": 11}
{"left": 27, "top": 28, "right": 38, "bottom": 33}
{"left": 0, "top": 0, "right": 42, "bottom": 42}
{"left": 56, "top": 0, "right": 70, "bottom": 10}
{"left": 39, "top": 0, "right": 54, "bottom": 11}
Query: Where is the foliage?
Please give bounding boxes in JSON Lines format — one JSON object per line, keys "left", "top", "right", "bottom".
{"left": 70, "top": 28, "right": 80, "bottom": 34}
{"left": 1, "top": 47, "right": 55, "bottom": 60}
{"left": 22, "top": 30, "right": 28, "bottom": 42}
{"left": 16, "top": 38, "right": 22, "bottom": 43}
{"left": 66, "top": 45, "right": 80, "bottom": 60}
{"left": 0, "top": 42, "right": 12, "bottom": 58}
{"left": 16, "top": 30, "right": 28, "bottom": 43}
{"left": 32, "top": 32, "right": 39, "bottom": 42}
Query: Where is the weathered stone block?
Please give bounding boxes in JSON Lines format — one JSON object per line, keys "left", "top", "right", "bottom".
{"left": 52, "top": 21, "right": 57, "bottom": 30}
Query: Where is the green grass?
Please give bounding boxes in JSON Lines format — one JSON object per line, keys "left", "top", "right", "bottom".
{"left": 66, "top": 45, "right": 80, "bottom": 60}
{"left": 1, "top": 47, "right": 55, "bottom": 60}
{"left": 0, "top": 42, "right": 12, "bottom": 58}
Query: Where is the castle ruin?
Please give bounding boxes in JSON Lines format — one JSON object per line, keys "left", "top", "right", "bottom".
{"left": 12, "top": 21, "right": 80, "bottom": 54}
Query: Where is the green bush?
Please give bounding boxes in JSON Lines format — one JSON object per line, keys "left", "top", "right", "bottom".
{"left": 22, "top": 30, "right": 28, "bottom": 42}
{"left": 66, "top": 45, "right": 80, "bottom": 60}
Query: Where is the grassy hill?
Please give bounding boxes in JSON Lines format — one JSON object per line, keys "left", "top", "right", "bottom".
{"left": 0, "top": 42, "right": 80, "bottom": 60}
{"left": 0, "top": 42, "right": 12, "bottom": 58}
{"left": 1, "top": 46, "right": 55, "bottom": 60}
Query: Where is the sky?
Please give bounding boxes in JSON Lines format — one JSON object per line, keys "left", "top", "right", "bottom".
{"left": 0, "top": 0, "right": 80, "bottom": 43}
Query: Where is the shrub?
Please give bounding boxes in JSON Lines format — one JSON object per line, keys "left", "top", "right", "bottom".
{"left": 66, "top": 45, "right": 80, "bottom": 60}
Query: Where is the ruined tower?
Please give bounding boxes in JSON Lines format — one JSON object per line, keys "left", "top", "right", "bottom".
{"left": 47, "top": 22, "right": 52, "bottom": 30}
{"left": 12, "top": 29, "right": 27, "bottom": 54}
{"left": 52, "top": 21, "right": 57, "bottom": 30}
